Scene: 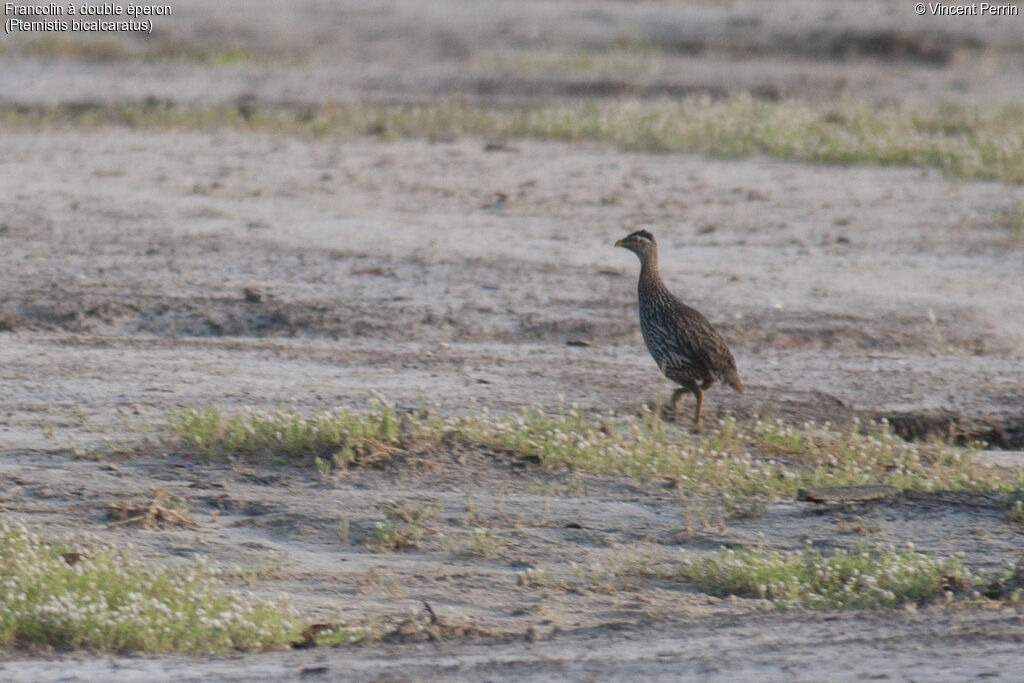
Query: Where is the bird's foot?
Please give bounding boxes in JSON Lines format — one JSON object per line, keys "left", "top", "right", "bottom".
{"left": 657, "top": 404, "right": 677, "bottom": 422}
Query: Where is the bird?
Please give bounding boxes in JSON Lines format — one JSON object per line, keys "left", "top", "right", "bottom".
{"left": 615, "top": 229, "right": 743, "bottom": 431}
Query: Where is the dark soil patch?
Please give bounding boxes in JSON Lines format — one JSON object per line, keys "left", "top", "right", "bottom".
{"left": 881, "top": 411, "right": 1024, "bottom": 450}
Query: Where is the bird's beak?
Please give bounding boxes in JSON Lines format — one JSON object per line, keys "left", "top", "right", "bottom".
{"left": 614, "top": 238, "right": 625, "bottom": 247}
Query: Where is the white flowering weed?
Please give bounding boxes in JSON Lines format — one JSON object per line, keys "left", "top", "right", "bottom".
{"left": 0, "top": 522, "right": 301, "bottom": 653}
{"left": 679, "top": 543, "right": 974, "bottom": 609}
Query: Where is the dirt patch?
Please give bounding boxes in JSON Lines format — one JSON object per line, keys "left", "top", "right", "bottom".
{"left": 883, "top": 411, "right": 1024, "bottom": 449}
{"left": 815, "top": 28, "right": 983, "bottom": 64}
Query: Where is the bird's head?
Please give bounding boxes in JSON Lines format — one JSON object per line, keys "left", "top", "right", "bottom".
{"left": 614, "top": 229, "right": 657, "bottom": 258}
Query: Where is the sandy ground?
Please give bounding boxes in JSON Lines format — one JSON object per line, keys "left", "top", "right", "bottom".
{"left": 2, "top": 1, "right": 1024, "bottom": 680}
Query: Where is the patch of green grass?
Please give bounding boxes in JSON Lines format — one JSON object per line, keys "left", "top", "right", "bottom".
{"left": 679, "top": 542, "right": 976, "bottom": 609}
{"left": 455, "top": 409, "right": 1021, "bottom": 501}
{"left": 166, "top": 403, "right": 1022, "bottom": 506}
{"left": 4, "top": 96, "right": 1024, "bottom": 182}
{"left": 0, "top": 521, "right": 303, "bottom": 654}
{"left": 169, "top": 402, "right": 403, "bottom": 468}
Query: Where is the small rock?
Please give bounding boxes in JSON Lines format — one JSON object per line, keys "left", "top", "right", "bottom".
{"left": 243, "top": 287, "right": 268, "bottom": 303}
{"left": 484, "top": 140, "right": 519, "bottom": 152}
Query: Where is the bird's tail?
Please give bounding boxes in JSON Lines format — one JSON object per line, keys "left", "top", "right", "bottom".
{"left": 725, "top": 368, "right": 744, "bottom": 394}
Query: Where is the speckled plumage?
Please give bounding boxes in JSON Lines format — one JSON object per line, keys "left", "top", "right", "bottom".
{"left": 615, "top": 229, "right": 742, "bottom": 429}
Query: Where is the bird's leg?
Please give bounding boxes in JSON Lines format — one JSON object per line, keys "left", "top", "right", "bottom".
{"left": 670, "top": 387, "right": 687, "bottom": 418}
{"left": 671, "top": 380, "right": 702, "bottom": 430}
{"left": 692, "top": 385, "right": 705, "bottom": 433}
{"left": 691, "top": 379, "right": 714, "bottom": 432}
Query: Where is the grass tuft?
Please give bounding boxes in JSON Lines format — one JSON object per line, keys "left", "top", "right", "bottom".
{"left": 368, "top": 520, "right": 424, "bottom": 553}
{"left": 366, "top": 501, "right": 439, "bottom": 553}
{"left": 0, "top": 521, "right": 304, "bottom": 653}
{"left": 679, "top": 542, "right": 974, "bottom": 609}
{"left": 169, "top": 401, "right": 403, "bottom": 468}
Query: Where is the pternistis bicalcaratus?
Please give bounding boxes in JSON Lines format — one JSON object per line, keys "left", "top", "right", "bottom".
{"left": 615, "top": 229, "right": 743, "bottom": 431}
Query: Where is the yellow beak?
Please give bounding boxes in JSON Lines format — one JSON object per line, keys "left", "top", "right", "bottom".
{"left": 614, "top": 238, "right": 626, "bottom": 247}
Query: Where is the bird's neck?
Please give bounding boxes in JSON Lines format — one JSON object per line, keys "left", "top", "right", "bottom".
{"left": 638, "top": 251, "right": 663, "bottom": 290}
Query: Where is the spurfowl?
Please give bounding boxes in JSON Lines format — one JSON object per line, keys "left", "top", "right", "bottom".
{"left": 615, "top": 229, "right": 743, "bottom": 430}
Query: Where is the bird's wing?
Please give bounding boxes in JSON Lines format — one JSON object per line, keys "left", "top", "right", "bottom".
{"left": 666, "top": 301, "right": 738, "bottom": 375}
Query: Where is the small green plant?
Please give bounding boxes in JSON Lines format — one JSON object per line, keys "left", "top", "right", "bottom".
{"left": 368, "top": 520, "right": 423, "bottom": 552}
{"left": 0, "top": 522, "right": 302, "bottom": 653}
{"left": 467, "top": 528, "right": 505, "bottom": 558}
{"left": 366, "top": 500, "right": 439, "bottom": 552}
{"left": 679, "top": 542, "right": 975, "bottom": 609}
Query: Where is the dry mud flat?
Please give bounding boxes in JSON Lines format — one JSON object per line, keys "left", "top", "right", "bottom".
{"left": 1, "top": 130, "right": 1022, "bottom": 445}
{"left": 1, "top": 128, "right": 1023, "bottom": 680}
